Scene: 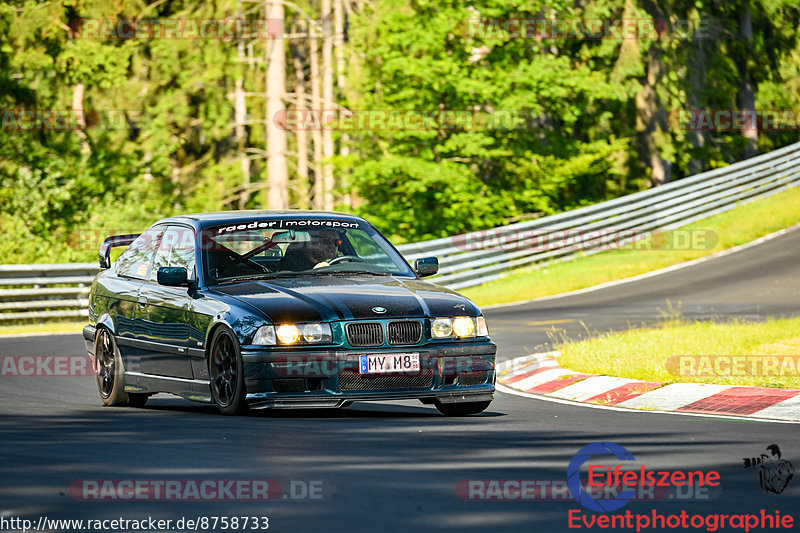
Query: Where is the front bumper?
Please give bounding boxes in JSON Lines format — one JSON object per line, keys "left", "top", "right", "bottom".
{"left": 83, "top": 324, "right": 97, "bottom": 357}
{"left": 241, "top": 341, "right": 497, "bottom": 408}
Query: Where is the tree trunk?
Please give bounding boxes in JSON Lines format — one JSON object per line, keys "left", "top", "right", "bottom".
{"left": 310, "top": 34, "right": 324, "bottom": 210}
{"left": 322, "top": 0, "right": 335, "bottom": 210}
{"left": 686, "top": 36, "right": 707, "bottom": 175}
{"left": 292, "top": 44, "right": 310, "bottom": 209}
{"left": 265, "top": 0, "right": 288, "bottom": 209}
{"left": 334, "top": 0, "right": 350, "bottom": 208}
{"left": 72, "top": 83, "right": 90, "bottom": 154}
{"left": 635, "top": 45, "right": 671, "bottom": 186}
{"left": 738, "top": 5, "right": 758, "bottom": 159}
{"left": 235, "top": 40, "right": 251, "bottom": 209}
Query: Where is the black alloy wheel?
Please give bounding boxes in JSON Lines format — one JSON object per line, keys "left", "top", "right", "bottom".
{"left": 209, "top": 328, "right": 248, "bottom": 415}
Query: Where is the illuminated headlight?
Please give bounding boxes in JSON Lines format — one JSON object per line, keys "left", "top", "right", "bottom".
{"left": 431, "top": 316, "right": 488, "bottom": 339}
{"left": 452, "top": 316, "right": 476, "bottom": 337}
{"left": 253, "top": 325, "right": 277, "bottom": 345}
{"left": 432, "top": 317, "right": 454, "bottom": 338}
{"left": 276, "top": 324, "right": 301, "bottom": 344}
{"left": 257, "top": 323, "right": 333, "bottom": 345}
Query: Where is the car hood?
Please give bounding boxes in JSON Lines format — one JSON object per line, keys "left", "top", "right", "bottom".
{"left": 211, "top": 275, "right": 480, "bottom": 323}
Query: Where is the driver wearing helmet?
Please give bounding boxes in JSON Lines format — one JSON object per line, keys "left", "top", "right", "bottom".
{"left": 277, "top": 229, "right": 341, "bottom": 271}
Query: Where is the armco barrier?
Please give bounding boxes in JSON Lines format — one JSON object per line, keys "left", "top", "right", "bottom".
{"left": 1, "top": 141, "right": 799, "bottom": 322}
{"left": 0, "top": 263, "right": 97, "bottom": 321}
{"left": 395, "top": 141, "right": 800, "bottom": 289}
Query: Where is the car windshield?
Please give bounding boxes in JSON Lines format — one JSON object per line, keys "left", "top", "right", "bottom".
{"left": 200, "top": 219, "right": 416, "bottom": 284}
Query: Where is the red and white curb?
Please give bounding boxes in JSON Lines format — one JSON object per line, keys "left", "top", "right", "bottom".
{"left": 497, "top": 352, "right": 800, "bottom": 422}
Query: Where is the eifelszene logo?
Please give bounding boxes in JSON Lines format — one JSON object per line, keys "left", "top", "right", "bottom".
{"left": 567, "top": 441, "right": 636, "bottom": 512}
{"left": 567, "top": 441, "right": 721, "bottom": 512}
{"left": 743, "top": 444, "right": 794, "bottom": 494}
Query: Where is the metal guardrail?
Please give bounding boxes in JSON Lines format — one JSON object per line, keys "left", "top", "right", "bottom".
{"left": 396, "top": 141, "right": 800, "bottom": 289}
{"left": 1, "top": 141, "right": 799, "bottom": 322}
{"left": 0, "top": 263, "right": 97, "bottom": 321}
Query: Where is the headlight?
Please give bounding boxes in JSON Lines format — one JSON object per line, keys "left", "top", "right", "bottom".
{"left": 255, "top": 323, "right": 333, "bottom": 345}
{"left": 276, "top": 324, "right": 301, "bottom": 344}
{"left": 253, "top": 325, "right": 276, "bottom": 345}
{"left": 302, "top": 323, "right": 332, "bottom": 343}
{"left": 431, "top": 316, "right": 488, "bottom": 339}
{"left": 452, "top": 316, "right": 476, "bottom": 337}
{"left": 432, "top": 317, "right": 454, "bottom": 338}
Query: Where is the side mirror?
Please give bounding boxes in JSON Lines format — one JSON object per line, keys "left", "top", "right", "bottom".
{"left": 157, "top": 266, "right": 188, "bottom": 286}
{"left": 414, "top": 257, "right": 439, "bottom": 277}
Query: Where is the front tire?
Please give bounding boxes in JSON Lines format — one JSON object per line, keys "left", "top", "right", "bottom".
{"left": 208, "top": 328, "right": 248, "bottom": 415}
{"left": 434, "top": 400, "right": 491, "bottom": 416}
{"left": 95, "top": 328, "right": 128, "bottom": 406}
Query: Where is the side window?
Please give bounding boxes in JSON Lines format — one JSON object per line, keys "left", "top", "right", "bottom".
{"left": 115, "top": 227, "right": 165, "bottom": 280}
{"left": 149, "top": 226, "right": 197, "bottom": 282}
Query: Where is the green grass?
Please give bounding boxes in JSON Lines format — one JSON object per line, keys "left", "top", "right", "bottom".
{"left": 462, "top": 185, "right": 800, "bottom": 307}
{"left": 557, "top": 317, "right": 800, "bottom": 388}
{"left": 0, "top": 320, "right": 86, "bottom": 336}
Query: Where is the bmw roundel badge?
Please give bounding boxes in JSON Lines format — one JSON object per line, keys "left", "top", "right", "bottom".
{"left": 372, "top": 306, "right": 387, "bottom": 314}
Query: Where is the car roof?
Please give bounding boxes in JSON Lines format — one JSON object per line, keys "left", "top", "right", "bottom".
{"left": 152, "top": 210, "right": 368, "bottom": 230}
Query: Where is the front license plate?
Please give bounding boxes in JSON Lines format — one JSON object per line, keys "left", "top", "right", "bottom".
{"left": 360, "top": 353, "right": 420, "bottom": 374}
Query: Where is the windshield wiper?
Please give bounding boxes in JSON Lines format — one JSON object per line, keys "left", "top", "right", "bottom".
{"left": 216, "top": 273, "right": 292, "bottom": 284}
{"left": 327, "top": 269, "right": 389, "bottom": 276}
{"left": 272, "top": 269, "right": 385, "bottom": 277}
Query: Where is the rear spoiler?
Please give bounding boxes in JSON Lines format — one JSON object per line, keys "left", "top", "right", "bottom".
{"left": 99, "top": 234, "right": 140, "bottom": 269}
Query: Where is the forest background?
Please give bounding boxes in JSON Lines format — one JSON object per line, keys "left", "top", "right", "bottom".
{"left": 1, "top": 0, "right": 798, "bottom": 263}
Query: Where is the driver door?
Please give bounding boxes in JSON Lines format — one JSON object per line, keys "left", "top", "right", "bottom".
{"left": 135, "top": 225, "right": 196, "bottom": 379}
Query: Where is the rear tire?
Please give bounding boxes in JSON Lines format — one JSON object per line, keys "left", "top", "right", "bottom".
{"left": 208, "top": 328, "right": 248, "bottom": 415}
{"left": 95, "top": 328, "right": 129, "bottom": 406}
{"left": 434, "top": 400, "right": 491, "bottom": 417}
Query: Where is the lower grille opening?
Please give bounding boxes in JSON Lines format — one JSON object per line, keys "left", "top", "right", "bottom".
{"left": 339, "top": 372, "right": 433, "bottom": 391}
{"left": 273, "top": 378, "right": 306, "bottom": 393}
{"left": 459, "top": 371, "right": 489, "bottom": 386}
{"left": 307, "top": 377, "right": 324, "bottom": 391}
{"left": 442, "top": 373, "right": 458, "bottom": 386}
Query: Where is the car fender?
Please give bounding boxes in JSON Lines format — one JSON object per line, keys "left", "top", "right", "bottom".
{"left": 95, "top": 313, "right": 116, "bottom": 335}
{"left": 204, "top": 315, "right": 261, "bottom": 357}
{"left": 83, "top": 313, "right": 116, "bottom": 358}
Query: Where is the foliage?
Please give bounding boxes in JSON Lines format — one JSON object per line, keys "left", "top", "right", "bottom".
{"left": 0, "top": 0, "right": 798, "bottom": 262}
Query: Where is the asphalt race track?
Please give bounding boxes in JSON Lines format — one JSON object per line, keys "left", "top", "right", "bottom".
{"left": 488, "top": 226, "right": 800, "bottom": 359}
{"left": 1, "top": 228, "right": 799, "bottom": 532}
